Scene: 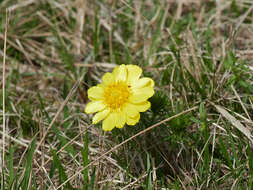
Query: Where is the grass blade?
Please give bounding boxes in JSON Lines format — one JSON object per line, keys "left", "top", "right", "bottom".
{"left": 146, "top": 153, "right": 153, "bottom": 190}
{"left": 51, "top": 148, "right": 73, "bottom": 190}
{"left": 19, "top": 136, "right": 37, "bottom": 190}
{"left": 82, "top": 131, "right": 89, "bottom": 190}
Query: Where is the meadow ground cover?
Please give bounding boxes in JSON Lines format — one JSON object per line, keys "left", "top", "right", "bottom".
{"left": 0, "top": 0, "right": 253, "bottom": 189}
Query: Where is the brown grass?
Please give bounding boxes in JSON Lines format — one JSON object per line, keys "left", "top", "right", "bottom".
{"left": 1, "top": 0, "right": 253, "bottom": 189}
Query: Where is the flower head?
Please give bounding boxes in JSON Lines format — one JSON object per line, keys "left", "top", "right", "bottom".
{"left": 85, "top": 64, "right": 155, "bottom": 131}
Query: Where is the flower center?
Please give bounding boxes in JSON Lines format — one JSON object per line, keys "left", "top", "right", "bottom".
{"left": 103, "top": 81, "right": 130, "bottom": 110}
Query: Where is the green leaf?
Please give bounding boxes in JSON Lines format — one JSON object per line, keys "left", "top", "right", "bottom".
{"left": 51, "top": 148, "right": 73, "bottom": 190}
{"left": 146, "top": 153, "right": 153, "bottom": 190}
{"left": 19, "top": 136, "right": 37, "bottom": 189}
{"left": 7, "top": 145, "right": 15, "bottom": 187}
{"left": 90, "top": 167, "right": 96, "bottom": 190}
{"left": 82, "top": 131, "right": 89, "bottom": 190}
{"left": 145, "top": 6, "right": 164, "bottom": 66}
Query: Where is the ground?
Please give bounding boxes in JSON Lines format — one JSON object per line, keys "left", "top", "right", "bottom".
{"left": 0, "top": 0, "right": 253, "bottom": 189}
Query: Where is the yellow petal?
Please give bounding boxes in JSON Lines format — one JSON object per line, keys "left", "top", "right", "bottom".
{"left": 123, "top": 103, "right": 139, "bottom": 117}
{"left": 92, "top": 109, "right": 110, "bottom": 124}
{"left": 87, "top": 86, "right": 104, "bottom": 100}
{"left": 129, "top": 87, "right": 155, "bottom": 103}
{"left": 134, "top": 101, "right": 151, "bottom": 112}
{"left": 102, "top": 112, "right": 117, "bottom": 131}
{"left": 84, "top": 101, "right": 105, "bottom": 114}
{"left": 102, "top": 72, "right": 115, "bottom": 85}
{"left": 126, "top": 113, "right": 140, "bottom": 125}
{"left": 115, "top": 111, "right": 126, "bottom": 128}
{"left": 126, "top": 65, "right": 142, "bottom": 85}
{"left": 131, "top": 77, "right": 155, "bottom": 89}
{"left": 113, "top": 65, "right": 127, "bottom": 82}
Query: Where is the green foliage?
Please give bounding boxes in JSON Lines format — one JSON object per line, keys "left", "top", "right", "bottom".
{"left": 51, "top": 148, "right": 73, "bottom": 190}
{"left": 20, "top": 101, "right": 38, "bottom": 137}
{"left": 145, "top": 153, "right": 153, "bottom": 190}
{"left": 7, "top": 145, "right": 15, "bottom": 187}
{"left": 82, "top": 131, "right": 89, "bottom": 190}
{"left": 19, "top": 136, "right": 37, "bottom": 189}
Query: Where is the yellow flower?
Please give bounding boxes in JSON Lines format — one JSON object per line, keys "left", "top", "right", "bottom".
{"left": 84, "top": 64, "right": 155, "bottom": 131}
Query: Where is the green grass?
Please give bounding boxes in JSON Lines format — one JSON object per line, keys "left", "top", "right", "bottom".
{"left": 1, "top": 0, "right": 253, "bottom": 189}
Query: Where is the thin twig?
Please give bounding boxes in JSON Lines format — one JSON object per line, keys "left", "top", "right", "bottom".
{"left": 0, "top": 131, "right": 51, "bottom": 160}
{"left": 231, "top": 85, "right": 251, "bottom": 120}
{"left": 1, "top": 10, "right": 8, "bottom": 184}
{"left": 35, "top": 124, "right": 92, "bottom": 175}
{"left": 35, "top": 72, "right": 86, "bottom": 155}
{"left": 120, "top": 0, "right": 148, "bottom": 23}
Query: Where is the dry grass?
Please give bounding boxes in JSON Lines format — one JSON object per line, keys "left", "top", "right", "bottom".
{"left": 1, "top": 0, "right": 253, "bottom": 189}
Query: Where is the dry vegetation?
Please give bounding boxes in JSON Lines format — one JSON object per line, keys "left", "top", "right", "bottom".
{"left": 1, "top": 0, "right": 253, "bottom": 189}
